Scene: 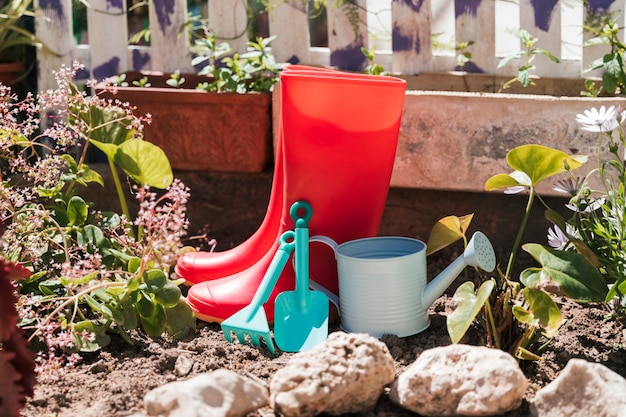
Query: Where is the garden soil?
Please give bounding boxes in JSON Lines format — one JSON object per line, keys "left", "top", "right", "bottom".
{"left": 21, "top": 169, "right": 626, "bottom": 417}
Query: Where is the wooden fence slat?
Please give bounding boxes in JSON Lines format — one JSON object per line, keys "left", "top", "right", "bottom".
{"left": 269, "top": 1, "right": 312, "bottom": 64}
{"left": 208, "top": 0, "right": 249, "bottom": 54}
{"left": 87, "top": 0, "right": 128, "bottom": 81}
{"left": 327, "top": 0, "right": 368, "bottom": 71}
{"left": 148, "top": 0, "right": 192, "bottom": 73}
{"left": 454, "top": 0, "right": 496, "bottom": 74}
{"left": 35, "top": 0, "right": 75, "bottom": 91}
{"left": 391, "top": 0, "right": 432, "bottom": 75}
{"left": 520, "top": 0, "right": 563, "bottom": 77}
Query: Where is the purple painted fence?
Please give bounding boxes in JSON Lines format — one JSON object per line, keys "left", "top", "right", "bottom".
{"left": 34, "top": 0, "right": 625, "bottom": 91}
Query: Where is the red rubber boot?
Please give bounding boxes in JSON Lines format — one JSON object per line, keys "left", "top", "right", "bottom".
{"left": 175, "top": 66, "right": 337, "bottom": 285}
{"left": 186, "top": 69, "right": 406, "bottom": 323}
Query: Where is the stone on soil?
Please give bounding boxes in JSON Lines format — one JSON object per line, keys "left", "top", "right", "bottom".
{"left": 531, "top": 358, "right": 626, "bottom": 417}
{"left": 142, "top": 369, "right": 268, "bottom": 417}
{"left": 269, "top": 332, "right": 396, "bottom": 417}
{"left": 389, "top": 344, "right": 527, "bottom": 416}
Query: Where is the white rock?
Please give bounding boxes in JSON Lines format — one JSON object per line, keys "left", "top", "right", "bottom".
{"left": 269, "top": 332, "right": 396, "bottom": 417}
{"left": 531, "top": 358, "right": 626, "bottom": 417}
{"left": 390, "top": 344, "right": 527, "bottom": 416}
{"left": 143, "top": 369, "right": 268, "bottom": 417}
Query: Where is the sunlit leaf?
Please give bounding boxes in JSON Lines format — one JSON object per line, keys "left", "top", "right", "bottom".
{"left": 520, "top": 243, "right": 607, "bottom": 302}
{"left": 115, "top": 140, "right": 173, "bottom": 188}
{"left": 485, "top": 173, "right": 525, "bottom": 191}
{"left": 447, "top": 280, "right": 495, "bottom": 343}
{"left": 426, "top": 214, "right": 474, "bottom": 255}
{"left": 506, "top": 144, "right": 587, "bottom": 187}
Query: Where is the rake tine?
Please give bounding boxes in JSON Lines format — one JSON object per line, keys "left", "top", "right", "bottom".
{"left": 223, "top": 331, "right": 233, "bottom": 343}
{"left": 236, "top": 332, "right": 247, "bottom": 345}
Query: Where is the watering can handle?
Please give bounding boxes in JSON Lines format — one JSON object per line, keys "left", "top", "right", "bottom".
{"left": 307, "top": 235, "right": 341, "bottom": 315}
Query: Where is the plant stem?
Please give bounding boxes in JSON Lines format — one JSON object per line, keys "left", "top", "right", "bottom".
{"left": 484, "top": 299, "right": 501, "bottom": 349}
{"left": 106, "top": 156, "right": 134, "bottom": 238}
{"left": 27, "top": 281, "right": 126, "bottom": 343}
{"left": 505, "top": 187, "right": 535, "bottom": 279}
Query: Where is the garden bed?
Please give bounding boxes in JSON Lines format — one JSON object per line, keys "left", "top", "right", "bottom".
{"left": 22, "top": 169, "right": 626, "bottom": 416}
{"left": 22, "top": 274, "right": 625, "bottom": 416}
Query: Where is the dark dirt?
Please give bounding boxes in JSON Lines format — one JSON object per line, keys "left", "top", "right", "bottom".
{"left": 21, "top": 169, "right": 626, "bottom": 417}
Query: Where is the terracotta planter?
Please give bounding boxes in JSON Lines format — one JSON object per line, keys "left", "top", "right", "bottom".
{"left": 0, "top": 62, "right": 25, "bottom": 86}
{"left": 98, "top": 71, "right": 273, "bottom": 173}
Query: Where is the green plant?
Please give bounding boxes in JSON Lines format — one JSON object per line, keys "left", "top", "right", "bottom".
{"left": 361, "top": 46, "right": 388, "bottom": 76}
{"left": 582, "top": 9, "right": 626, "bottom": 96}
{"left": 0, "top": 63, "right": 195, "bottom": 372}
{"left": 455, "top": 40, "right": 474, "bottom": 72}
{"left": 166, "top": 70, "right": 185, "bottom": 88}
{"left": 497, "top": 29, "right": 561, "bottom": 92}
{"left": 189, "top": 21, "right": 283, "bottom": 94}
{"left": 431, "top": 144, "right": 608, "bottom": 359}
{"left": 0, "top": 0, "right": 44, "bottom": 62}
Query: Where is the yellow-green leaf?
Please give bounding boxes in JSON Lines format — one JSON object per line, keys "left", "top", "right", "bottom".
{"left": 426, "top": 214, "right": 474, "bottom": 255}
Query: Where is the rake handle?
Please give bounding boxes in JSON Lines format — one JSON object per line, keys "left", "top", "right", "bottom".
{"left": 247, "top": 231, "right": 295, "bottom": 317}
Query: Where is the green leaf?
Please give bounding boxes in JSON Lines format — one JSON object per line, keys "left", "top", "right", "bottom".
{"left": 89, "top": 139, "right": 119, "bottom": 161}
{"left": 72, "top": 104, "right": 135, "bottom": 146}
{"left": 516, "top": 346, "right": 542, "bottom": 361}
{"left": 143, "top": 269, "right": 167, "bottom": 293}
{"left": 520, "top": 243, "right": 607, "bottom": 302}
{"left": 67, "top": 196, "right": 88, "bottom": 227}
{"left": 426, "top": 214, "right": 474, "bottom": 255}
{"left": 506, "top": 145, "right": 587, "bottom": 187}
{"left": 114, "top": 140, "right": 173, "bottom": 188}
{"left": 515, "top": 288, "right": 562, "bottom": 338}
{"left": 136, "top": 292, "right": 156, "bottom": 317}
{"left": 447, "top": 280, "right": 495, "bottom": 343}
{"left": 73, "top": 321, "right": 111, "bottom": 352}
{"left": 140, "top": 304, "right": 167, "bottom": 337}
{"left": 165, "top": 299, "right": 196, "bottom": 340}
{"left": 155, "top": 282, "right": 182, "bottom": 308}
{"left": 485, "top": 173, "right": 525, "bottom": 191}
{"left": 128, "top": 257, "right": 142, "bottom": 274}
{"left": 77, "top": 225, "right": 110, "bottom": 252}
{"left": 78, "top": 164, "right": 105, "bottom": 187}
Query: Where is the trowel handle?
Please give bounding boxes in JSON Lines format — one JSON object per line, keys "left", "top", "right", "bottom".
{"left": 249, "top": 231, "right": 295, "bottom": 312}
{"left": 290, "top": 201, "right": 313, "bottom": 302}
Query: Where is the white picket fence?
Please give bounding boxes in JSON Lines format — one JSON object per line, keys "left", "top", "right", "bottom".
{"left": 33, "top": 0, "right": 626, "bottom": 91}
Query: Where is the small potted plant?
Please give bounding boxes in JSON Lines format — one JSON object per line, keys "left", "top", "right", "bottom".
{"left": 98, "top": 29, "right": 283, "bottom": 173}
{"left": 0, "top": 0, "right": 45, "bottom": 85}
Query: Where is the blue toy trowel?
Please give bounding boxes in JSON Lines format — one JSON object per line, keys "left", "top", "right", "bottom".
{"left": 274, "top": 201, "right": 329, "bottom": 352}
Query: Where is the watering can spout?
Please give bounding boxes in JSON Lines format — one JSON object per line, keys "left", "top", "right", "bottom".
{"left": 422, "top": 232, "right": 496, "bottom": 309}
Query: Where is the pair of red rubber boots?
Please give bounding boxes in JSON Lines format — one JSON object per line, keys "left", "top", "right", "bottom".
{"left": 176, "top": 65, "right": 407, "bottom": 323}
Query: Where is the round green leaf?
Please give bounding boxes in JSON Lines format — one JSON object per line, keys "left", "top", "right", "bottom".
{"left": 155, "top": 282, "right": 182, "bottom": 308}
{"left": 165, "top": 300, "right": 196, "bottom": 340}
{"left": 140, "top": 304, "right": 167, "bottom": 337}
{"left": 143, "top": 269, "right": 167, "bottom": 293}
{"left": 115, "top": 140, "right": 173, "bottom": 189}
